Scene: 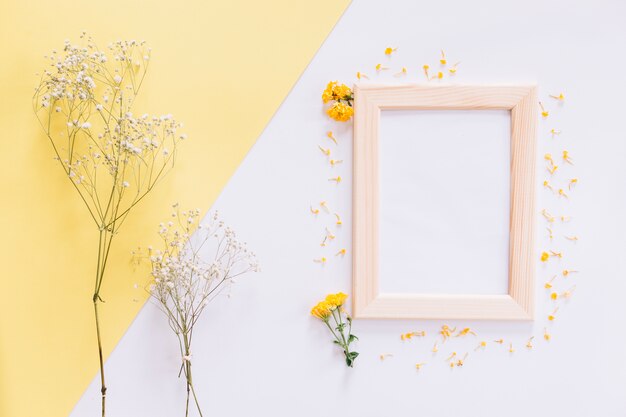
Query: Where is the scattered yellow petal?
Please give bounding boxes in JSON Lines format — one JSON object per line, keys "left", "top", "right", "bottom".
{"left": 548, "top": 307, "right": 559, "bottom": 321}
{"left": 448, "top": 61, "right": 460, "bottom": 75}
{"left": 526, "top": 337, "right": 535, "bottom": 349}
{"left": 541, "top": 209, "right": 555, "bottom": 222}
{"left": 415, "top": 362, "right": 426, "bottom": 370}
{"left": 439, "top": 50, "right": 447, "bottom": 65}
{"left": 568, "top": 178, "right": 578, "bottom": 190}
{"left": 550, "top": 292, "right": 558, "bottom": 300}
{"left": 422, "top": 64, "right": 430, "bottom": 79}
{"left": 310, "top": 206, "right": 320, "bottom": 215}
{"left": 475, "top": 341, "right": 487, "bottom": 351}
{"left": 544, "top": 275, "right": 557, "bottom": 289}
{"left": 379, "top": 353, "right": 393, "bottom": 361}
{"left": 563, "top": 150, "right": 574, "bottom": 165}
{"left": 565, "top": 235, "right": 579, "bottom": 242}
{"left": 456, "top": 353, "right": 468, "bottom": 367}
{"left": 328, "top": 176, "right": 342, "bottom": 184}
{"left": 445, "top": 351, "right": 457, "bottom": 361}
{"left": 325, "top": 228, "right": 335, "bottom": 240}
{"left": 540, "top": 251, "right": 550, "bottom": 262}
{"left": 394, "top": 66, "right": 408, "bottom": 77}
{"left": 432, "top": 342, "right": 439, "bottom": 353}
{"left": 439, "top": 325, "right": 456, "bottom": 342}
{"left": 318, "top": 145, "right": 330, "bottom": 156}
{"left": 455, "top": 327, "right": 477, "bottom": 337}
{"left": 550, "top": 93, "right": 565, "bottom": 101}
{"left": 543, "top": 180, "right": 553, "bottom": 191}
{"left": 509, "top": 343, "right": 515, "bottom": 353}
{"left": 384, "top": 47, "right": 397, "bottom": 55}
{"left": 436, "top": 71, "right": 444, "bottom": 79}
{"left": 562, "top": 269, "right": 578, "bottom": 277}
{"left": 375, "top": 63, "right": 389, "bottom": 71}
{"left": 320, "top": 201, "right": 330, "bottom": 212}
{"left": 335, "top": 248, "right": 347, "bottom": 256}
{"left": 326, "top": 131, "right": 338, "bottom": 145}
{"left": 539, "top": 101, "right": 549, "bottom": 118}
{"left": 550, "top": 128, "right": 562, "bottom": 136}
{"left": 314, "top": 257, "right": 327, "bottom": 264}
{"left": 544, "top": 327, "right": 551, "bottom": 341}
{"left": 561, "top": 285, "right": 576, "bottom": 299}
{"left": 356, "top": 71, "right": 369, "bottom": 80}
{"left": 494, "top": 339, "right": 504, "bottom": 344}
{"left": 558, "top": 188, "right": 568, "bottom": 198}
{"left": 334, "top": 213, "right": 342, "bottom": 225}
{"left": 329, "top": 159, "right": 343, "bottom": 167}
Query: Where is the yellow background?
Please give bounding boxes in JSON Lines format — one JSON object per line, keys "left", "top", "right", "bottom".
{"left": 0, "top": 1, "right": 349, "bottom": 416}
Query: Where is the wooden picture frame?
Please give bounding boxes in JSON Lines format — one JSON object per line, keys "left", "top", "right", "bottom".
{"left": 352, "top": 85, "right": 537, "bottom": 320}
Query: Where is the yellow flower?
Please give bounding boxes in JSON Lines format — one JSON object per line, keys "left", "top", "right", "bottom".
{"left": 327, "top": 102, "right": 354, "bottom": 122}
{"left": 322, "top": 81, "right": 353, "bottom": 103}
{"left": 325, "top": 292, "right": 348, "bottom": 308}
{"left": 333, "top": 83, "right": 352, "bottom": 100}
{"left": 322, "top": 81, "right": 337, "bottom": 103}
{"left": 311, "top": 301, "right": 332, "bottom": 320}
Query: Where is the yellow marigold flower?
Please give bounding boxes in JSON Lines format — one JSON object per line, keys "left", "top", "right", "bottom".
{"left": 311, "top": 301, "right": 332, "bottom": 320}
{"left": 540, "top": 251, "right": 550, "bottom": 262}
{"left": 326, "top": 102, "right": 354, "bottom": 122}
{"left": 325, "top": 292, "right": 348, "bottom": 308}
{"left": 322, "top": 81, "right": 337, "bottom": 103}
{"left": 322, "top": 81, "right": 353, "bottom": 103}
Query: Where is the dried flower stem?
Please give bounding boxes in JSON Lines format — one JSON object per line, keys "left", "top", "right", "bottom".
{"left": 33, "top": 33, "right": 185, "bottom": 416}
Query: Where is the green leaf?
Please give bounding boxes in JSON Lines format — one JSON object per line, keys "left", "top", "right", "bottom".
{"left": 348, "top": 351, "right": 359, "bottom": 359}
{"left": 348, "top": 334, "right": 359, "bottom": 343}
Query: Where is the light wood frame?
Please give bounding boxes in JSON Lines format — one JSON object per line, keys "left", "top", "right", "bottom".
{"left": 353, "top": 84, "right": 537, "bottom": 320}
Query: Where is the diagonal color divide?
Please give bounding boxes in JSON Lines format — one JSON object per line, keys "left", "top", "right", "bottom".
{"left": 0, "top": 1, "right": 350, "bottom": 416}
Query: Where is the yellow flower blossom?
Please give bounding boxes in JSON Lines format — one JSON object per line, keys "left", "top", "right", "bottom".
{"left": 322, "top": 81, "right": 353, "bottom": 103}
{"left": 311, "top": 301, "right": 332, "bottom": 320}
{"left": 326, "top": 102, "right": 354, "bottom": 122}
{"left": 325, "top": 292, "right": 348, "bottom": 308}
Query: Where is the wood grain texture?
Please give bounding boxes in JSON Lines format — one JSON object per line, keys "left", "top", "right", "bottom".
{"left": 352, "top": 84, "right": 537, "bottom": 320}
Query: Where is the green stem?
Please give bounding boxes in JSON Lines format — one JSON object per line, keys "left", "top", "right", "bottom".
{"left": 93, "top": 298, "right": 106, "bottom": 417}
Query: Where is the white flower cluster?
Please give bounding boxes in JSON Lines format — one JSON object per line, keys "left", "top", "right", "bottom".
{"left": 33, "top": 33, "right": 184, "bottom": 229}
{"left": 149, "top": 206, "right": 258, "bottom": 335}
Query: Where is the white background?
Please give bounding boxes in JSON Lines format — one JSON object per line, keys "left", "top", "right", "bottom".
{"left": 380, "top": 109, "right": 511, "bottom": 294}
{"left": 72, "top": 1, "right": 626, "bottom": 416}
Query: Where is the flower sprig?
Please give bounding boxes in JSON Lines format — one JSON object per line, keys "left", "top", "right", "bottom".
{"left": 146, "top": 205, "right": 258, "bottom": 416}
{"left": 311, "top": 292, "right": 359, "bottom": 367}
{"left": 321, "top": 81, "right": 354, "bottom": 122}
